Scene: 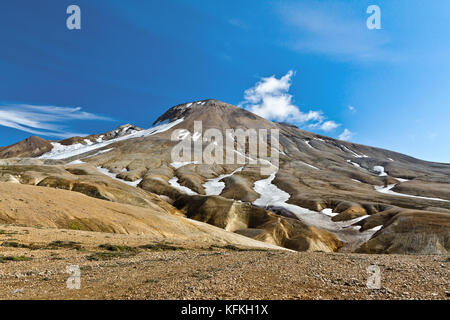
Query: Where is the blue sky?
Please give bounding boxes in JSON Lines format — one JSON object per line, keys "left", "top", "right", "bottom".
{"left": 0, "top": 0, "right": 449, "bottom": 162}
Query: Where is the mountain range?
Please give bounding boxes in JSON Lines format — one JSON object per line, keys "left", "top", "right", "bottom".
{"left": 0, "top": 99, "right": 449, "bottom": 254}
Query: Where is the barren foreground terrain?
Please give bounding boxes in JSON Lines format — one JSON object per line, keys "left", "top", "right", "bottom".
{"left": 0, "top": 225, "right": 448, "bottom": 300}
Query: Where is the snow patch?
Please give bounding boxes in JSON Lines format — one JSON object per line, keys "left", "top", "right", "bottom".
{"left": 304, "top": 140, "right": 314, "bottom": 149}
{"left": 341, "top": 145, "right": 368, "bottom": 158}
{"left": 375, "top": 184, "right": 449, "bottom": 202}
{"left": 373, "top": 166, "right": 387, "bottom": 176}
{"left": 96, "top": 166, "right": 142, "bottom": 187}
{"left": 368, "top": 225, "right": 383, "bottom": 232}
{"left": 168, "top": 177, "right": 198, "bottom": 195}
{"left": 67, "top": 159, "right": 84, "bottom": 165}
{"left": 321, "top": 208, "right": 338, "bottom": 217}
{"left": 203, "top": 167, "right": 244, "bottom": 196}
{"left": 301, "top": 161, "right": 319, "bottom": 170}
{"left": 346, "top": 160, "right": 361, "bottom": 168}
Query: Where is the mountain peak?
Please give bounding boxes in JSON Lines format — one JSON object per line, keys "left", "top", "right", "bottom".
{"left": 0, "top": 135, "right": 53, "bottom": 158}
{"left": 153, "top": 99, "right": 239, "bottom": 126}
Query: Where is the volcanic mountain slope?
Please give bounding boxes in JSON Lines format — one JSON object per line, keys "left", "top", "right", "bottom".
{"left": 0, "top": 99, "right": 449, "bottom": 254}
{"left": 0, "top": 136, "right": 52, "bottom": 158}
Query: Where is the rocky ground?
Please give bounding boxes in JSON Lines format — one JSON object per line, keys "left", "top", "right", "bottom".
{"left": 0, "top": 225, "right": 448, "bottom": 300}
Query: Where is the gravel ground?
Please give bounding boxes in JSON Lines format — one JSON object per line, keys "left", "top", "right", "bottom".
{"left": 0, "top": 225, "right": 449, "bottom": 300}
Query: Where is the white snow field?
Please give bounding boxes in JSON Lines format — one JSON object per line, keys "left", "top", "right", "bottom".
{"left": 252, "top": 170, "right": 381, "bottom": 247}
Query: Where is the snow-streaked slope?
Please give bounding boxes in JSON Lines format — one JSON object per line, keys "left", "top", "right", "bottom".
{"left": 252, "top": 171, "right": 380, "bottom": 246}
{"left": 347, "top": 160, "right": 361, "bottom": 168}
{"left": 375, "top": 184, "right": 449, "bottom": 202}
{"left": 340, "top": 145, "right": 368, "bottom": 158}
{"left": 39, "top": 118, "right": 184, "bottom": 160}
{"left": 95, "top": 166, "right": 142, "bottom": 187}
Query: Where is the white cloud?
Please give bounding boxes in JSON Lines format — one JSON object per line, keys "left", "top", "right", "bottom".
{"left": 338, "top": 129, "right": 353, "bottom": 141}
{"left": 240, "top": 70, "right": 339, "bottom": 132}
{"left": 318, "top": 120, "right": 340, "bottom": 132}
{"left": 0, "top": 103, "right": 112, "bottom": 138}
{"left": 348, "top": 105, "right": 356, "bottom": 112}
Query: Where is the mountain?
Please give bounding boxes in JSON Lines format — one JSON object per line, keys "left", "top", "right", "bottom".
{"left": 0, "top": 136, "right": 52, "bottom": 158}
{"left": 0, "top": 124, "right": 143, "bottom": 160}
{"left": 0, "top": 99, "right": 449, "bottom": 254}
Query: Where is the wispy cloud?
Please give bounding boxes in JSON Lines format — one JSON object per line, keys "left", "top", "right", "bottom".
{"left": 0, "top": 103, "right": 112, "bottom": 138}
{"left": 348, "top": 105, "right": 356, "bottom": 112}
{"left": 239, "top": 70, "right": 340, "bottom": 132}
{"left": 338, "top": 128, "right": 353, "bottom": 141}
{"left": 278, "top": 1, "right": 391, "bottom": 61}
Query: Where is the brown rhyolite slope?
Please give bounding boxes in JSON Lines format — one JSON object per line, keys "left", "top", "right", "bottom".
{"left": 0, "top": 182, "right": 282, "bottom": 250}
{"left": 0, "top": 136, "right": 52, "bottom": 158}
{"left": 0, "top": 161, "right": 341, "bottom": 253}
{"left": 0, "top": 99, "right": 449, "bottom": 254}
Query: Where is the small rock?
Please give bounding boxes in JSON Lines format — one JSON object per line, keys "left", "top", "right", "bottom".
{"left": 11, "top": 288, "right": 24, "bottom": 294}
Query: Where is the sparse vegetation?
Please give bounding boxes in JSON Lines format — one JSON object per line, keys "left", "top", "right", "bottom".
{"left": 86, "top": 251, "right": 136, "bottom": 261}
{"left": 144, "top": 279, "right": 159, "bottom": 284}
{"left": 1, "top": 241, "right": 29, "bottom": 248}
{"left": 139, "top": 243, "right": 186, "bottom": 251}
{"left": 0, "top": 255, "right": 32, "bottom": 263}
{"left": 0, "top": 229, "right": 18, "bottom": 235}
{"left": 190, "top": 271, "right": 212, "bottom": 280}
{"left": 68, "top": 222, "right": 81, "bottom": 230}
{"left": 210, "top": 244, "right": 267, "bottom": 252}
{"left": 99, "top": 243, "right": 138, "bottom": 252}
{"left": 1, "top": 241, "right": 42, "bottom": 250}
{"left": 47, "top": 240, "right": 84, "bottom": 251}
